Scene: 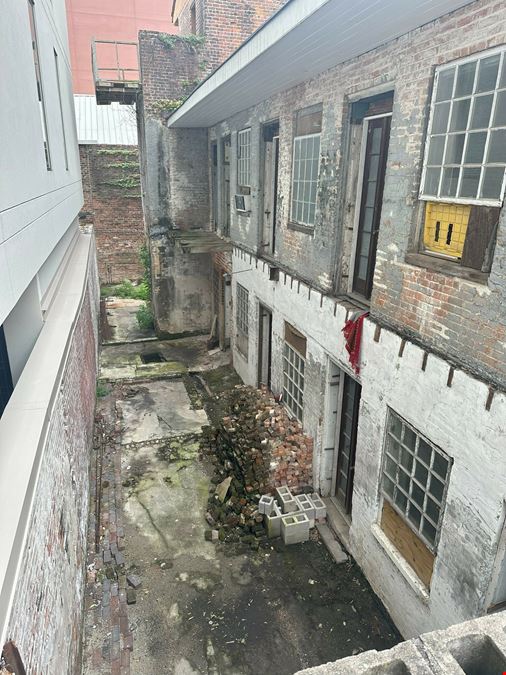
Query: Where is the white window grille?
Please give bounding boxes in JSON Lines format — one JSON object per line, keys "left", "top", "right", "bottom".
{"left": 291, "top": 105, "right": 322, "bottom": 226}
{"left": 420, "top": 47, "right": 506, "bottom": 205}
{"left": 237, "top": 128, "right": 251, "bottom": 188}
{"left": 381, "top": 410, "right": 452, "bottom": 552}
{"left": 236, "top": 283, "right": 248, "bottom": 357}
{"left": 282, "top": 343, "right": 305, "bottom": 422}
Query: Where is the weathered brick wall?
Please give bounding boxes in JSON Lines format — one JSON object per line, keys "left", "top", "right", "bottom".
{"left": 210, "top": 0, "right": 506, "bottom": 387}
{"left": 5, "top": 249, "right": 99, "bottom": 674}
{"left": 80, "top": 145, "right": 145, "bottom": 284}
{"left": 177, "top": 0, "right": 288, "bottom": 73}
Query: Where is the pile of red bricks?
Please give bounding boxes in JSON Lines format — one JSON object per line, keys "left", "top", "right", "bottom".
{"left": 214, "top": 385, "right": 313, "bottom": 494}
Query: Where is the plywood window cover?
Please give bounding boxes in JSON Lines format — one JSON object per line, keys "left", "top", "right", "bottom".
{"left": 423, "top": 201, "right": 470, "bottom": 258}
{"left": 237, "top": 128, "right": 251, "bottom": 188}
{"left": 380, "top": 409, "right": 452, "bottom": 554}
{"left": 420, "top": 46, "right": 506, "bottom": 206}
{"left": 282, "top": 342, "right": 305, "bottom": 423}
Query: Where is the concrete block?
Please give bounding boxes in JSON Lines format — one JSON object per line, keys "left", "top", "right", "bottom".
{"left": 316, "top": 523, "right": 347, "bottom": 565}
{"left": 276, "top": 485, "right": 298, "bottom": 513}
{"left": 309, "top": 493, "right": 326, "bottom": 520}
{"left": 258, "top": 494, "right": 275, "bottom": 515}
{"left": 281, "top": 513, "right": 310, "bottom": 545}
{"left": 295, "top": 494, "right": 315, "bottom": 527}
{"left": 265, "top": 502, "right": 283, "bottom": 538}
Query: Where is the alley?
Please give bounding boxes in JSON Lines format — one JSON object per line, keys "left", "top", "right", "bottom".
{"left": 81, "top": 312, "right": 399, "bottom": 675}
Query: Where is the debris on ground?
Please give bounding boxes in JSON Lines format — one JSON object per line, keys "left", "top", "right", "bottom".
{"left": 201, "top": 385, "right": 315, "bottom": 546}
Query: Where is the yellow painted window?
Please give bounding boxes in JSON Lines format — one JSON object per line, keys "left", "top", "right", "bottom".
{"left": 423, "top": 202, "right": 471, "bottom": 258}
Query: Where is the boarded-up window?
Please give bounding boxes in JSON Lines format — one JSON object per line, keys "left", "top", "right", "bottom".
{"left": 284, "top": 321, "right": 307, "bottom": 357}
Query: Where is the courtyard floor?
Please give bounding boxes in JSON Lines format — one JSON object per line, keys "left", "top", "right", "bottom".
{"left": 81, "top": 322, "right": 400, "bottom": 675}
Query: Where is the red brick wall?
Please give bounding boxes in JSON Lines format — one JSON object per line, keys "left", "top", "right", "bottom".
{"left": 5, "top": 249, "right": 99, "bottom": 674}
{"left": 177, "top": 0, "right": 287, "bottom": 73}
{"left": 80, "top": 145, "right": 145, "bottom": 284}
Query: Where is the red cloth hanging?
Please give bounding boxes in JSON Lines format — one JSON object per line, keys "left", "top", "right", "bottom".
{"left": 342, "top": 312, "right": 369, "bottom": 374}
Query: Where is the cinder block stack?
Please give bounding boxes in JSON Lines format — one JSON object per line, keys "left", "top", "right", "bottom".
{"left": 263, "top": 486, "right": 327, "bottom": 545}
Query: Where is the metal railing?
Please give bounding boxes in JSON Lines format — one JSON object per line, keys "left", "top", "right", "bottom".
{"left": 91, "top": 39, "right": 140, "bottom": 84}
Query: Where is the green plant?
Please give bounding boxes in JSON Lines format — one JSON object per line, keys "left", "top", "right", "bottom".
{"left": 96, "top": 383, "right": 109, "bottom": 398}
{"left": 105, "top": 162, "right": 139, "bottom": 170}
{"left": 157, "top": 33, "right": 205, "bottom": 52}
{"left": 139, "top": 245, "right": 152, "bottom": 297}
{"left": 151, "top": 98, "right": 187, "bottom": 114}
{"left": 136, "top": 303, "right": 154, "bottom": 330}
{"left": 96, "top": 149, "right": 138, "bottom": 156}
{"left": 101, "top": 279, "right": 149, "bottom": 300}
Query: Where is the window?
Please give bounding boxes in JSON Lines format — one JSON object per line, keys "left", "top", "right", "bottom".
{"left": 54, "top": 50, "right": 68, "bottom": 170}
{"left": 381, "top": 410, "right": 451, "bottom": 552}
{"left": 28, "top": 0, "right": 51, "bottom": 170}
{"left": 190, "top": 2, "right": 196, "bottom": 34}
{"left": 291, "top": 105, "right": 322, "bottom": 227}
{"left": 237, "top": 128, "right": 251, "bottom": 188}
{"left": 283, "top": 322, "right": 306, "bottom": 422}
{"left": 421, "top": 48, "right": 506, "bottom": 205}
{"left": 236, "top": 283, "right": 248, "bottom": 357}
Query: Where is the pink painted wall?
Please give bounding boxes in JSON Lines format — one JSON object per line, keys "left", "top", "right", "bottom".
{"left": 66, "top": 0, "right": 177, "bottom": 94}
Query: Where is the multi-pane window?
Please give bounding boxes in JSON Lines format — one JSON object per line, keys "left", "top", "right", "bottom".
{"left": 421, "top": 48, "right": 506, "bottom": 205}
{"left": 381, "top": 410, "right": 451, "bottom": 552}
{"left": 28, "top": 0, "right": 51, "bottom": 170}
{"left": 237, "top": 128, "right": 251, "bottom": 188}
{"left": 236, "top": 283, "right": 248, "bottom": 357}
{"left": 291, "top": 105, "right": 322, "bottom": 226}
{"left": 282, "top": 322, "right": 306, "bottom": 423}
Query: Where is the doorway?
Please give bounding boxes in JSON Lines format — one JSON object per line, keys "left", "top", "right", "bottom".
{"left": 326, "top": 363, "right": 362, "bottom": 516}
{"left": 260, "top": 121, "right": 279, "bottom": 254}
{"left": 258, "top": 304, "right": 272, "bottom": 389}
{"left": 220, "top": 136, "right": 231, "bottom": 236}
{"left": 211, "top": 142, "right": 218, "bottom": 230}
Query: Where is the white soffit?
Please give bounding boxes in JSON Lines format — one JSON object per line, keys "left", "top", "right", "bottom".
{"left": 168, "top": 0, "right": 475, "bottom": 128}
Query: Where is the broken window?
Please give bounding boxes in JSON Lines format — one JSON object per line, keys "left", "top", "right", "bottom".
{"left": 235, "top": 283, "right": 249, "bottom": 357}
{"left": 290, "top": 105, "right": 322, "bottom": 227}
{"left": 28, "top": 0, "right": 51, "bottom": 170}
{"left": 237, "top": 128, "right": 251, "bottom": 189}
{"left": 380, "top": 410, "right": 452, "bottom": 586}
{"left": 418, "top": 48, "right": 506, "bottom": 272}
{"left": 421, "top": 48, "right": 506, "bottom": 204}
{"left": 283, "top": 322, "right": 306, "bottom": 422}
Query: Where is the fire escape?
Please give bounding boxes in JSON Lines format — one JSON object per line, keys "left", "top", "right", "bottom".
{"left": 91, "top": 39, "right": 140, "bottom": 105}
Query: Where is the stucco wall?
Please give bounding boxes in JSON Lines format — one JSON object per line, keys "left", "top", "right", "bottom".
{"left": 231, "top": 246, "right": 506, "bottom": 638}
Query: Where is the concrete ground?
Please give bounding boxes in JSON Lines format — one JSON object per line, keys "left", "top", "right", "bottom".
{"left": 82, "top": 337, "right": 400, "bottom": 675}
{"left": 104, "top": 297, "right": 156, "bottom": 343}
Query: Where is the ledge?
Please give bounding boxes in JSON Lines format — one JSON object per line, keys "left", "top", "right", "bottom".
{"left": 405, "top": 252, "right": 488, "bottom": 285}
{"left": 0, "top": 232, "right": 95, "bottom": 648}
{"left": 371, "top": 523, "right": 430, "bottom": 604}
{"left": 287, "top": 221, "right": 315, "bottom": 235}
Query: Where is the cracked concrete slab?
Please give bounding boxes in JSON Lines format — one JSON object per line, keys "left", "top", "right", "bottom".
{"left": 117, "top": 381, "right": 208, "bottom": 444}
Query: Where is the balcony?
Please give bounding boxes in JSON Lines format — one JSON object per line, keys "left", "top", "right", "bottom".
{"left": 91, "top": 39, "right": 140, "bottom": 105}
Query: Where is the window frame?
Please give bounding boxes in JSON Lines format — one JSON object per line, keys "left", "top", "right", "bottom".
{"left": 290, "top": 105, "right": 322, "bottom": 228}
{"left": 236, "top": 283, "right": 249, "bottom": 337}
{"left": 282, "top": 341, "right": 305, "bottom": 423}
{"left": 419, "top": 46, "right": 506, "bottom": 207}
{"left": 380, "top": 409, "right": 452, "bottom": 554}
{"left": 28, "top": 0, "right": 51, "bottom": 171}
{"left": 237, "top": 128, "right": 252, "bottom": 189}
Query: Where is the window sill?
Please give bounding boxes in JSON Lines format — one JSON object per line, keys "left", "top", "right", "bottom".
{"left": 287, "top": 221, "right": 315, "bottom": 235}
{"left": 371, "top": 523, "right": 430, "bottom": 604}
{"left": 405, "top": 252, "right": 488, "bottom": 284}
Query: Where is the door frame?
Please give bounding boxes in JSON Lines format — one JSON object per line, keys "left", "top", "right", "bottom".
{"left": 259, "top": 120, "right": 280, "bottom": 255}
{"left": 257, "top": 303, "right": 272, "bottom": 389}
{"left": 348, "top": 112, "right": 392, "bottom": 298}
{"left": 220, "top": 135, "right": 231, "bottom": 236}
{"left": 330, "top": 365, "right": 362, "bottom": 518}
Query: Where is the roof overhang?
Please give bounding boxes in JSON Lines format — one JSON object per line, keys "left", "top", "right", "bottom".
{"left": 167, "top": 0, "right": 475, "bottom": 128}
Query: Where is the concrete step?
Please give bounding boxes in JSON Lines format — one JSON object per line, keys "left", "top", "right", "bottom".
{"left": 316, "top": 522, "right": 348, "bottom": 565}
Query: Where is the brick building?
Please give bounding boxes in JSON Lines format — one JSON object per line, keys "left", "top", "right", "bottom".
{"left": 138, "top": 0, "right": 286, "bottom": 338}
{"left": 75, "top": 97, "right": 145, "bottom": 283}
{"left": 139, "top": 0, "right": 506, "bottom": 641}
{"left": 0, "top": 0, "right": 99, "bottom": 671}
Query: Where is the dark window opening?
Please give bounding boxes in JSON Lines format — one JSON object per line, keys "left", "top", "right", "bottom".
{"left": 0, "top": 326, "right": 13, "bottom": 417}
{"left": 140, "top": 352, "right": 166, "bottom": 364}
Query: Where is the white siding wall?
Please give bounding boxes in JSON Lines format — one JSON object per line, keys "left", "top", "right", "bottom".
{"left": 0, "top": 0, "right": 82, "bottom": 328}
